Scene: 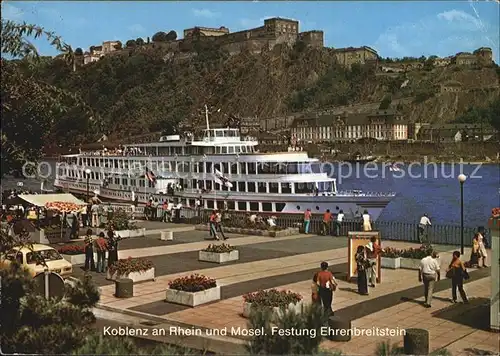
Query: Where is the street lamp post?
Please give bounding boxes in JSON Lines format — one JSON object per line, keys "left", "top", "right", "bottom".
{"left": 458, "top": 174, "right": 467, "bottom": 255}
{"left": 85, "top": 168, "right": 91, "bottom": 202}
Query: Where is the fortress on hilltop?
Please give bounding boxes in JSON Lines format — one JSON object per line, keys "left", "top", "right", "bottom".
{"left": 82, "top": 17, "right": 495, "bottom": 70}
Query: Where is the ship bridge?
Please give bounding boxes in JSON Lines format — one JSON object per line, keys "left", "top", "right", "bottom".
{"left": 190, "top": 128, "right": 258, "bottom": 146}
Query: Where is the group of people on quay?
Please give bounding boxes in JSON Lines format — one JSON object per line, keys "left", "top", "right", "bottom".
{"left": 303, "top": 208, "right": 370, "bottom": 235}
{"left": 82, "top": 225, "right": 124, "bottom": 273}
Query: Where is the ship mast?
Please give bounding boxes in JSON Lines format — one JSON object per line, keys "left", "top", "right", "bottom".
{"left": 205, "top": 104, "right": 210, "bottom": 131}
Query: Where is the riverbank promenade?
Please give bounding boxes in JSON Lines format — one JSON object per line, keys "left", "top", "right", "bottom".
{"left": 68, "top": 221, "right": 498, "bottom": 356}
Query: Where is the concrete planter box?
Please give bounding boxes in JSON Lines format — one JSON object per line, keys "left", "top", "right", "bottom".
{"left": 381, "top": 257, "right": 401, "bottom": 269}
{"left": 106, "top": 267, "right": 155, "bottom": 283}
{"left": 198, "top": 250, "right": 239, "bottom": 263}
{"left": 400, "top": 258, "right": 421, "bottom": 270}
{"left": 165, "top": 286, "right": 221, "bottom": 307}
{"left": 62, "top": 253, "right": 97, "bottom": 265}
{"left": 97, "top": 228, "right": 146, "bottom": 238}
{"left": 242, "top": 301, "right": 304, "bottom": 321}
{"left": 195, "top": 224, "right": 299, "bottom": 237}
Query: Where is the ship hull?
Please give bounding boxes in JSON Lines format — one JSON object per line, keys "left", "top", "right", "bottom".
{"left": 55, "top": 180, "right": 393, "bottom": 221}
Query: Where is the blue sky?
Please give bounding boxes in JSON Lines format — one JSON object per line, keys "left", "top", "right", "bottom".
{"left": 2, "top": 1, "right": 499, "bottom": 62}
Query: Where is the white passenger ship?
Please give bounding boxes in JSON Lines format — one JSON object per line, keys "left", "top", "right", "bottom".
{"left": 54, "top": 108, "right": 396, "bottom": 220}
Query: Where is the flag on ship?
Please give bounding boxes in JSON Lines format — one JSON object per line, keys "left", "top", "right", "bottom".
{"left": 145, "top": 168, "right": 157, "bottom": 183}
{"left": 214, "top": 169, "right": 233, "bottom": 188}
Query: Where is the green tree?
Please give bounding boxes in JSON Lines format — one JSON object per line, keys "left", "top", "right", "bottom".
{"left": 152, "top": 31, "right": 167, "bottom": 42}
{"left": 166, "top": 30, "right": 177, "bottom": 41}
{"left": 113, "top": 41, "right": 122, "bottom": 50}
{"left": 136, "top": 37, "right": 145, "bottom": 46}
{"left": 379, "top": 95, "right": 392, "bottom": 110}
{"left": 74, "top": 47, "right": 83, "bottom": 56}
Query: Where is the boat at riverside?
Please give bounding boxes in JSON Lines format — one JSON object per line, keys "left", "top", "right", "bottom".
{"left": 54, "top": 107, "right": 396, "bottom": 220}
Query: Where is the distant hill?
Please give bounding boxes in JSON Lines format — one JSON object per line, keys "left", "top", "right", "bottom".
{"left": 27, "top": 43, "right": 500, "bottom": 145}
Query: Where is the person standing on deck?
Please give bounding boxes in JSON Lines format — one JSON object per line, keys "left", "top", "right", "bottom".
{"left": 362, "top": 210, "right": 372, "bottom": 232}
{"left": 419, "top": 214, "right": 431, "bottom": 243}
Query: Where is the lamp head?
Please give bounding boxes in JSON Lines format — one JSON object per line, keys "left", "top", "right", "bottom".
{"left": 85, "top": 168, "right": 91, "bottom": 175}
{"left": 458, "top": 174, "right": 467, "bottom": 183}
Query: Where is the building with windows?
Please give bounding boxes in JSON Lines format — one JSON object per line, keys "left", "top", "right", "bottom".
{"left": 291, "top": 110, "right": 408, "bottom": 143}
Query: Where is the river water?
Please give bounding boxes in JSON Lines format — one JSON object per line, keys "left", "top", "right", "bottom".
{"left": 1, "top": 160, "right": 498, "bottom": 228}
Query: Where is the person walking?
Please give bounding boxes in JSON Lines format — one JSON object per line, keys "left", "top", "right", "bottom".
{"left": 91, "top": 203, "right": 99, "bottom": 227}
{"left": 94, "top": 232, "right": 107, "bottom": 273}
{"left": 477, "top": 229, "right": 488, "bottom": 268}
{"left": 446, "top": 251, "right": 469, "bottom": 304}
{"left": 418, "top": 213, "right": 432, "bottom": 243}
{"left": 419, "top": 250, "right": 441, "bottom": 308}
{"left": 322, "top": 209, "right": 332, "bottom": 235}
{"left": 81, "top": 204, "right": 88, "bottom": 227}
{"left": 365, "top": 236, "right": 382, "bottom": 288}
{"left": 303, "top": 209, "right": 312, "bottom": 234}
{"left": 335, "top": 210, "right": 344, "bottom": 236}
{"left": 355, "top": 245, "right": 369, "bottom": 295}
{"left": 209, "top": 210, "right": 218, "bottom": 240}
{"left": 83, "top": 228, "right": 95, "bottom": 272}
{"left": 215, "top": 210, "right": 227, "bottom": 240}
{"left": 316, "top": 261, "right": 338, "bottom": 315}
{"left": 362, "top": 210, "right": 372, "bottom": 232}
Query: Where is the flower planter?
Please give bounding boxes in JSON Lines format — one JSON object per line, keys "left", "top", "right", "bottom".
{"left": 195, "top": 224, "right": 299, "bottom": 237}
{"left": 381, "top": 257, "right": 401, "bottom": 269}
{"left": 165, "top": 286, "right": 221, "bottom": 307}
{"left": 198, "top": 250, "right": 239, "bottom": 263}
{"left": 400, "top": 258, "right": 422, "bottom": 270}
{"left": 62, "top": 252, "right": 98, "bottom": 265}
{"left": 106, "top": 267, "right": 155, "bottom": 283}
{"left": 242, "top": 301, "right": 304, "bottom": 321}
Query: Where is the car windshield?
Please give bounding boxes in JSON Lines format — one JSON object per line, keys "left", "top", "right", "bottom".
{"left": 26, "top": 249, "right": 63, "bottom": 264}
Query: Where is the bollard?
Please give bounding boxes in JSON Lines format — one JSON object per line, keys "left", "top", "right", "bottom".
{"left": 161, "top": 231, "right": 173, "bottom": 241}
{"left": 326, "top": 315, "right": 352, "bottom": 341}
{"left": 115, "top": 278, "right": 133, "bottom": 298}
{"left": 404, "top": 328, "right": 429, "bottom": 355}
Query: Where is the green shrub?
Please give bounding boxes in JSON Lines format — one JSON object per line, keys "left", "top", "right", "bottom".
{"left": 246, "top": 302, "right": 329, "bottom": 355}
{"left": 243, "top": 289, "right": 303, "bottom": 308}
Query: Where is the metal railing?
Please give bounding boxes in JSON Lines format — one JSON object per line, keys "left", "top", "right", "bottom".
{"left": 106, "top": 203, "right": 488, "bottom": 246}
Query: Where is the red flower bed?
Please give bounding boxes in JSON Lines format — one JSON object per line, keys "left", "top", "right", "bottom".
{"left": 492, "top": 208, "right": 500, "bottom": 217}
{"left": 168, "top": 274, "right": 217, "bottom": 292}
{"left": 57, "top": 244, "right": 85, "bottom": 255}
{"left": 108, "top": 257, "right": 154, "bottom": 275}
{"left": 243, "top": 289, "right": 302, "bottom": 308}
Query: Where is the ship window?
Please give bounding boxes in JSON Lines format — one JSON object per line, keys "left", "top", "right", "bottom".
{"left": 239, "top": 163, "right": 246, "bottom": 174}
{"left": 276, "top": 203, "right": 285, "bottom": 212}
{"left": 248, "top": 163, "right": 256, "bottom": 174}
{"left": 258, "top": 183, "right": 267, "bottom": 193}
{"left": 262, "top": 203, "right": 272, "bottom": 212}
{"left": 114, "top": 160, "right": 119, "bottom": 168}
{"left": 230, "top": 183, "right": 237, "bottom": 192}
{"left": 222, "top": 163, "right": 228, "bottom": 173}
{"left": 206, "top": 162, "right": 212, "bottom": 173}
{"left": 259, "top": 163, "right": 270, "bottom": 174}
{"left": 296, "top": 205, "right": 300, "bottom": 210}
{"left": 139, "top": 180, "right": 145, "bottom": 187}
{"left": 281, "top": 183, "right": 292, "bottom": 194}
{"left": 316, "top": 206, "right": 320, "bottom": 210}
{"left": 216, "top": 131, "right": 223, "bottom": 137}
{"left": 231, "top": 162, "right": 238, "bottom": 174}
{"left": 222, "top": 147, "right": 228, "bottom": 154}
{"left": 269, "top": 183, "right": 279, "bottom": 193}
{"left": 238, "top": 201, "right": 247, "bottom": 211}
{"left": 114, "top": 178, "right": 120, "bottom": 185}
{"left": 216, "top": 201, "right": 224, "bottom": 210}
{"left": 189, "top": 199, "right": 195, "bottom": 207}
{"left": 247, "top": 182, "right": 256, "bottom": 192}
{"left": 207, "top": 200, "right": 214, "bottom": 209}
{"left": 122, "top": 178, "right": 128, "bottom": 185}
{"left": 228, "top": 146, "right": 234, "bottom": 154}
{"left": 295, "top": 182, "right": 314, "bottom": 194}
{"left": 130, "top": 180, "right": 136, "bottom": 186}
{"left": 227, "top": 201, "right": 235, "bottom": 210}
{"left": 205, "top": 180, "right": 212, "bottom": 190}
{"left": 215, "top": 183, "right": 221, "bottom": 190}
{"left": 197, "top": 162, "right": 204, "bottom": 173}
{"left": 249, "top": 202, "right": 259, "bottom": 211}
{"left": 238, "top": 182, "right": 246, "bottom": 192}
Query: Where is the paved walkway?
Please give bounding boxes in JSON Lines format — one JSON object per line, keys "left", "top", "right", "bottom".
{"left": 92, "top": 236, "right": 496, "bottom": 355}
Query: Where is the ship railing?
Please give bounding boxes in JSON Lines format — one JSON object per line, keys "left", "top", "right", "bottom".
{"left": 104, "top": 204, "right": 487, "bottom": 246}
{"left": 336, "top": 190, "right": 397, "bottom": 197}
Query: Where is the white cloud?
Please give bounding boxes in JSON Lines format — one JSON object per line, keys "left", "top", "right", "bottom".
{"left": 192, "top": 9, "right": 220, "bottom": 18}
{"left": 1, "top": 3, "right": 25, "bottom": 20}
{"left": 373, "top": 8, "right": 499, "bottom": 60}
{"left": 128, "top": 24, "right": 145, "bottom": 34}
